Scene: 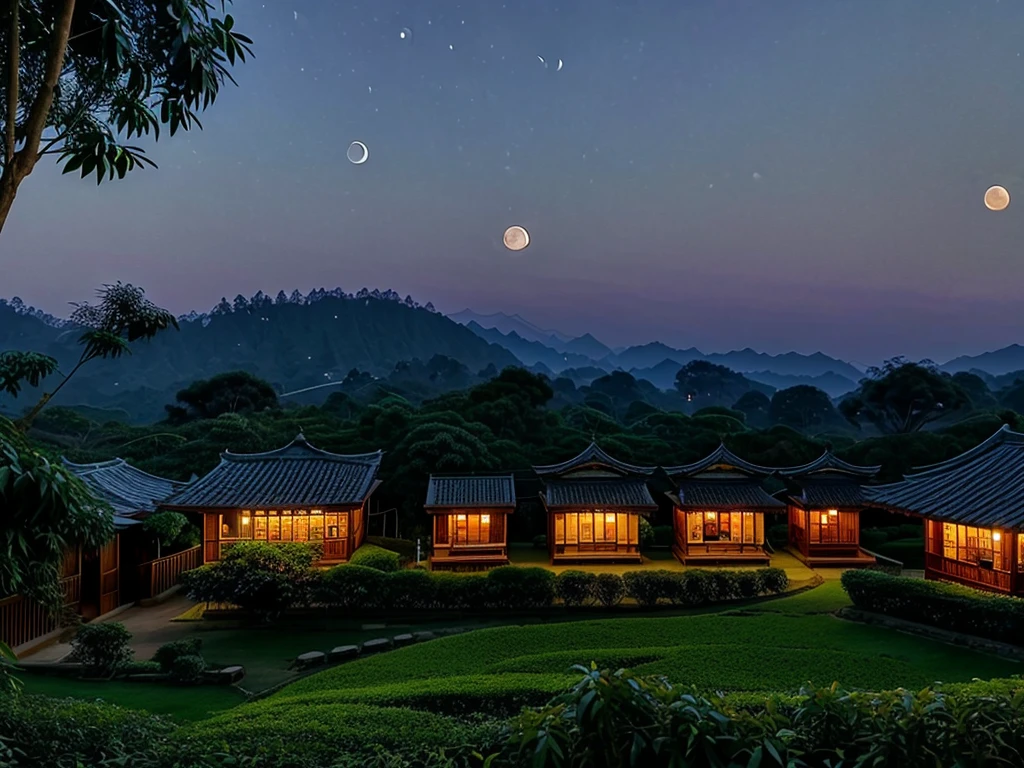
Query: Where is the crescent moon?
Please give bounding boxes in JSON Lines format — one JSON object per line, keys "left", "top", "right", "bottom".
{"left": 556, "top": 59, "right": 563, "bottom": 71}
{"left": 347, "top": 141, "right": 369, "bottom": 165}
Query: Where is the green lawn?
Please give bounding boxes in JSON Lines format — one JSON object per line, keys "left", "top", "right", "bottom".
{"left": 181, "top": 581, "right": 1021, "bottom": 765}
{"left": 18, "top": 676, "right": 245, "bottom": 720}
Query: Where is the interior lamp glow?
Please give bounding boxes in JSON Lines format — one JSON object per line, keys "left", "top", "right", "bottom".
{"left": 993, "top": 532, "right": 1002, "bottom": 542}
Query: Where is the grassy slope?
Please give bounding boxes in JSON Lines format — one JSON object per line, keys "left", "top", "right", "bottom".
{"left": 17, "top": 677, "right": 246, "bottom": 721}
{"left": 186, "top": 582, "right": 1020, "bottom": 762}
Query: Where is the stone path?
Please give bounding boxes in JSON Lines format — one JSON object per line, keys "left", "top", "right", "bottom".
{"left": 23, "top": 595, "right": 195, "bottom": 662}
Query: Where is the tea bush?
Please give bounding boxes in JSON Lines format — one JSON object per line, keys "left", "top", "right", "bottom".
{"left": 623, "top": 568, "right": 788, "bottom": 607}
{"left": 842, "top": 569, "right": 1024, "bottom": 643}
{"left": 505, "top": 667, "right": 1024, "bottom": 767}
{"left": 69, "top": 622, "right": 133, "bottom": 675}
{"left": 170, "top": 654, "right": 208, "bottom": 685}
{"left": 350, "top": 543, "right": 403, "bottom": 572}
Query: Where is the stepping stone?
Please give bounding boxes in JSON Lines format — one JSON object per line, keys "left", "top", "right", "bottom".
{"left": 328, "top": 645, "right": 360, "bottom": 663}
{"left": 393, "top": 633, "right": 414, "bottom": 646}
{"left": 412, "top": 631, "right": 436, "bottom": 642}
{"left": 362, "top": 623, "right": 387, "bottom": 630}
{"left": 295, "top": 651, "right": 326, "bottom": 669}
{"left": 218, "top": 665, "right": 245, "bottom": 683}
{"left": 362, "top": 637, "right": 392, "bottom": 654}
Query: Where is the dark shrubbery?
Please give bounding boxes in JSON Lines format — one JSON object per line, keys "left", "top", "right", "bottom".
{"left": 651, "top": 525, "right": 674, "bottom": 547}
{"left": 365, "top": 536, "right": 417, "bottom": 562}
{"left": 622, "top": 568, "right": 788, "bottom": 607}
{"left": 842, "top": 569, "right": 1024, "bottom": 644}
{"left": 349, "top": 543, "right": 403, "bottom": 572}
{"left": 506, "top": 666, "right": 1024, "bottom": 768}
{"left": 169, "top": 654, "right": 207, "bottom": 685}
{"left": 152, "top": 637, "right": 203, "bottom": 673}
{"left": 555, "top": 571, "right": 597, "bottom": 607}
{"left": 182, "top": 541, "right": 321, "bottom": 621}
{"left": 69, "top": 623, "right": 133, "bottom": 675}
{"left": 593, "top": 573, "right": 625, "bottom": 607}
{"left": 317, "top": 563, "right": 387, "bottom": 610}
{"left": 532, "top": 534, "right": 548, "bottom": 550}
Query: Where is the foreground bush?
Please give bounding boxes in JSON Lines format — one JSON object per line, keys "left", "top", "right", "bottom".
{"left": 69, "top": 622, "right": 133, "bottom": 675}
{"left": 182, "top": 541, "right": 320, "bottom": 621}
{"left": 153, "top": 637, "right": 203, "bottom": 673}
{"left": 506, "top": 666, "right": 1024, "bottom": 767}
{"left": 842, "top": 569, "right": 1024, "bottom": 644}
{"left": 350, "top": 543, "right": 403, "bottom": 572}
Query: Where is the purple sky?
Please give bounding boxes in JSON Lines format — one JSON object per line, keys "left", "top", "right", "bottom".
{"left": 4, "top": 0, "right": 1024, "bottom": 364}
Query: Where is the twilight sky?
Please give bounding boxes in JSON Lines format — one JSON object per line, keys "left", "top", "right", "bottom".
{"left": 4, "top": 0, "right": 1024, "bottom": 365}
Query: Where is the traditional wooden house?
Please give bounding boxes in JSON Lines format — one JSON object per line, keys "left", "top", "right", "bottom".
{"left": 162, "top": 434, "right": 382, "bottom": 565}
{"left": 63, "top": 458, "right": 191, "bottom": 617}
{"left": 665, "top": 444, "right": 781, "bottom": 564}
{"left": 865, "top": 425, "right": 1024, "bottom": 596}
{"left": 425, "top": 475, "right": 515, "bottom": 569}
{"left": 777, "top": 452, "right": 879, "bottom": 567}
{"left": 534, "top": 443, "right": 656, "bottom": 563}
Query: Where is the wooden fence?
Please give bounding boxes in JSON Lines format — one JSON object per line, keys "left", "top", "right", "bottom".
{"left": 137, "top": 546, "right": 202, "bottom": 600}
{"left": 0, "top": 575, "right": 81, "bottom": 651}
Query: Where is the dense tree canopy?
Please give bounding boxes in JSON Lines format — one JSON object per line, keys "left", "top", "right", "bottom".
{"left": 769, "top": 385, "right": 842, "bottom": 432}
{"left": 840, "top": 358, "right": 970, "bottom": 434}
{"left": 165, "top": 370, "right": 279, "bottom": 423}
{"left": 0, "top": 0, "right": 253, "bottom": 235}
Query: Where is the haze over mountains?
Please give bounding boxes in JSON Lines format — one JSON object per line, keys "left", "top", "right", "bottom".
{"left": 3, "top": 291, "right": 1024, "bottom": 423}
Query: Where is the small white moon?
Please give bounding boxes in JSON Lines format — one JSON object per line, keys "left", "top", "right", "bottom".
{"left": 556, "top": 59, "right": 563, "bottom": 71}
{"left": 347, "top": 141, "right": 369, "bottom": 165}
{"left": 984, "top": 185, "right": 1010, "bottom": 211}
{"left": 503, "top": 225, "right": 530, "bottom": 252}
{"left": 537, "top": 55, "right": 546, "bottom": 65}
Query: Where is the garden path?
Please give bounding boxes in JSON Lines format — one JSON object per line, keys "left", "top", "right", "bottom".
{"left": 23, "top": 595, "right": 195, "bottom": 663}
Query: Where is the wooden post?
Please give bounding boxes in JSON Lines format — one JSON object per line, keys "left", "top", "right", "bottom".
{"left": 1009, "top": 530, "right": 1020, "bottom": 596}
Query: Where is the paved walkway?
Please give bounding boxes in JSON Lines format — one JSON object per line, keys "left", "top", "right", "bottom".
{"left": 24, "top": 595, "right": 195, "bottom": 663}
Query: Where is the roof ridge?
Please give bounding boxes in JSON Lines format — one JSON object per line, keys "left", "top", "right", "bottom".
{"left": 532, "top": 441, "right": 656, "bottom": 476}
{"left": 664, "top": 443, "right": 778, "bottom": 477}
{"left": 906, "top": 424, "right": 1023, "bottom": 478}
{"left": 775, "top": 450, "right": 880, "bottom": 478}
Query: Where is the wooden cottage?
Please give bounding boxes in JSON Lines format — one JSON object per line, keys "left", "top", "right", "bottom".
{"left": 62, "top": 458, "right": 190, "bottom": 618}
{"left": 865, "top": 425, "right": 1024, "bottom": 596}
{"left": 534, "top": 443, "right": 656, "bottom": 564}
{"left": 665, "top": 444, "right": 780, "bottom": 564}
{"left": 425, "top": 475, "right": 515, "bottom": 569}
{"left": 162, "top": 434, "right": 382, "bottom": 565}
{"left": 778, "top": 452, "right": 879, "bottom": 567}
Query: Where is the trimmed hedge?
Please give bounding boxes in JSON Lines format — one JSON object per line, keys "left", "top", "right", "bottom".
{"left": 349, "top": 543, "right": 402, "bottom": 572}
{"left": 842, "top": 569, "right": 1024, "bottom": 644}
{"left": 364, "top": 536, "right": 417, "bottom": 562}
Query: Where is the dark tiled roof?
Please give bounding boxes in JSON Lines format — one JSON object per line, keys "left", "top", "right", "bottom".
{"left": 790, "top": 481, "right": 869, "bottom": 509}
{"left": 533, "top": 442, "right": 655, "bottom": 477}
{"left": 677, "top": 480, "right": 785, "bottom": 509}
{"left": 63, "top": 458, "right": 189, "bottom": 519}
{"left": 664, "top": 444, "right": 777, "bottom": 478}
{"left": 163, "top": 434, "right": 382, "bottom": 509}
{"left": 425, "top": 475, "right": 516, "bottom": 509}
{"left": 544, "top": 479, "right": 657, "bottom": 509}
{"left": 776, "top": 451, "right": 880, "bottom": 480}
{"left": 864, "top": 425, "right": 1024, "bottom": 528}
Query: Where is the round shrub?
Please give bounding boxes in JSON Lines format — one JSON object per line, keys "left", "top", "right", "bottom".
{"left": 318, "top": 564, "right": 386, "bottom": 610}
{"left": 705, "top": 570, "right": 737, "bottom": 601}
{"left": 623, "top": 571, "right": 662, "bottom": 608}
{"left": 486, "top": 566, "right": 555, "bottom": 610}
{"left": 594, "top": 573, "right": 625, "bottom": 607}
{"left": 760, "top": 568, "right": 789, "bottom": 594}
{"left": 735, "top": 570, "right": 761, "bottom": 598}
{"left": 384, "top": 568, "right": 436, "bottom": 610}
{"left": 349, "top": 543, "right": 402, "bottom": 573}
{"left": 555, "top": 570, "right": 596, "bottom": 607}
{"left": 152, "top": 637, "right": 202, "bottom": 673}
{"left": 69, "top": 622, "right": 133, "bottom": 675}
{"left": 678, "top": 569, "right": 715, "bottom": 605}
{"left": 170, "top": 654, "right": 207, "bottom": 685}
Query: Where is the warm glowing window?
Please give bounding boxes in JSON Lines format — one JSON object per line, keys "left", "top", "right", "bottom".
{"left": 449, "top": 513, "right": 493, "bottom": 545}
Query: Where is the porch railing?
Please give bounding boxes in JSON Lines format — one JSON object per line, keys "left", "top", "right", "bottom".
{"left": 0, "top": 575, "right": 80, "bottom": 650}
{"left": 137, "top": 546, "right": 202, "bottom": 600}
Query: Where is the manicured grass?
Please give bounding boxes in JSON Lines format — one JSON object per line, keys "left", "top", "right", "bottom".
{"left": 186, "top": 581, "right": 1020, "bottom": 763}
{"left": 18, "top": 676, "right": 245, "bottom": 720}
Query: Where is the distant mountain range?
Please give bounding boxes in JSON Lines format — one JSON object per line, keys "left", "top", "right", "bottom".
{"left": 3, "top": 292, "right": 1023, "bottom": 424}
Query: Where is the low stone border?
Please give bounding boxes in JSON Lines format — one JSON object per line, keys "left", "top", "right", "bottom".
{"left": 836, "top": 607, "right": 1024, "bottom": 662}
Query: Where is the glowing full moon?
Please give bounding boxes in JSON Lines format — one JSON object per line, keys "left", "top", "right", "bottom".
{"left": 346, "top": 141, "right": 369, "bottom": 165}
{"left": 984, "top": 185, "right": 1010, "bottom": 211}
{"left": 502, "top": 225, "right": 530, "bottom": 251}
